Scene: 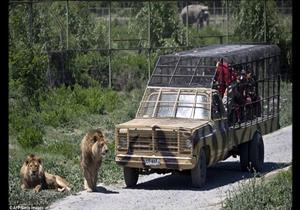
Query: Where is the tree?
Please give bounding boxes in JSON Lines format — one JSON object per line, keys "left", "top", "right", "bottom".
{"left": 131, "top": 2, "right": 184, "bottom": 48}
{"left": 233, "top": 0, "right": 292, "bottom": 80}
{"left": 233, "top": 0, "right": 282, "bottom": 43}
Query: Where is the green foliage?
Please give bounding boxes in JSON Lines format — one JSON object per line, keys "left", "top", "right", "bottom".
{"left": 131, "top": 2, "right": 184, "bottom": 47}
{"left": 70, "top": 51, "right": 109, "bottom": 88}
{"left": 112, "top": 53, "right": 148, "bottom": 91}
{"left": 189, "top": 26, "right": 223, "bottom": 47}
{"left": 279, "top": 81, "right": 292, "bottom": 127}
{"left": 9, "top": 46, "right": 48, "bottom": 111}
{"left": 233, "top": 0, "right": 292, "bottom": 78}
{"left": 222, "top": 167, "right": 292, "bottom": 210}
{"left": 233, "top": 0, "right": 281, "bottom": 43}
{"left": 42, "top": 141, "right": 79, "bottom": 160}
{"left": 17, "top": 126, "right": 44, "bottom": 149}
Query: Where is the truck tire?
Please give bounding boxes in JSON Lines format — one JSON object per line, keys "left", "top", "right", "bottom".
{"left": 249, "top": 132, "right": 264, "bottom": 172}
{"left": 124, "top": 167, "right": 139, "bottom": 187}
{"left": 239, "top": 141, "right": 249, "bottom": 171}
{"left": 191, "top": 149, "right": 206, "bottom": 188}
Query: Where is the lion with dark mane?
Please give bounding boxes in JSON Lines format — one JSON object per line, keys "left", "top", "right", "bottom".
{"left": 20, "top": 154, "right": 71, "bottom": 192}
{"left": 80, "top": 128, "right": 108, "bottom": 192}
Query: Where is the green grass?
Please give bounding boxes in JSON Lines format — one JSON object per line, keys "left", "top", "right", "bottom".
{"left": 222, "top": 167, "right": 292, "bottom": 210}
{"left": 8, "top": 85, "right": 143, "bottom": 208}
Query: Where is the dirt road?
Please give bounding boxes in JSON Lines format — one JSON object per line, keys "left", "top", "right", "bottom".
{"left": 49, "top": 125, "right": 292, "bottom": 210}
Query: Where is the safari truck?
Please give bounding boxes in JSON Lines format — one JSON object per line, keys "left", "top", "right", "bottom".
{"left": 115, "top": 44, "right": 281, "bottom": 187}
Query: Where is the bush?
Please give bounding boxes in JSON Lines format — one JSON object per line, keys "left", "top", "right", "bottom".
{"left": 112, "top": 53, "right": 148, "bottom": 91}
{"left": 189, "top": 26, "right": 223, "bottom": 46}
{"left": 43, "top": 141, "right": 79, "bottom": 160}
{"left": 17, "top": 126, "right": 44, "bottom": 148}
{"left": 222, "top": 168, "right": 292, "bottom": 209}
{"left": 279, "top": 81, "right": 292, "bottom": 127}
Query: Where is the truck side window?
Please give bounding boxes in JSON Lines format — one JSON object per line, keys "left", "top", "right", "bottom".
{"left": 211, "top": 93, "right": 225, "bottom": 119}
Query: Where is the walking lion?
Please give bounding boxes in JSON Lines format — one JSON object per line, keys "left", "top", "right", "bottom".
{"left": 80, "top": 128, "right": 108, "bottom": 192}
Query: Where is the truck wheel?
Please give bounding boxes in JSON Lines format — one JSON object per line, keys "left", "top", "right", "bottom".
{"left": 239, "top": 141, "right": 249, "bottom": 171}
{"left": 123, "top": 167, "right": 139, "bottom": 187}
{"left": 191, "top": 149, "right": 206, "bottom": 188}
{"left": 249, "top": 132, "right": 264, "bottom": 172}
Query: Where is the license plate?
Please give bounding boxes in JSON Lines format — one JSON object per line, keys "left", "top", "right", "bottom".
{"left": 144, "top": 158, "right": 160, "bottom": 166}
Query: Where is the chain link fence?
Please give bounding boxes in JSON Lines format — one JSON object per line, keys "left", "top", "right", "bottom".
{"left": 9, "top": 0, "right": 292, "bottom": 91}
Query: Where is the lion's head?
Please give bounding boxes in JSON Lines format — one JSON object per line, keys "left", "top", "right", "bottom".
{"left": 84, "top": 129, "right": 108, "bottom": 158}
{"left": 22, "top": 154, "right": 45, "bottom": 180}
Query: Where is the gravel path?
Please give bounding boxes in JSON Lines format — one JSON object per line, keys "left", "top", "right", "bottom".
{"left": 49, "top": 125, "right": 292, "bottom": 210}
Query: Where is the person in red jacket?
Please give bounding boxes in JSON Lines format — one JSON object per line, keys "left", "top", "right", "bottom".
{"left": 214, "top": 58, "right": 234, "bottom": 97}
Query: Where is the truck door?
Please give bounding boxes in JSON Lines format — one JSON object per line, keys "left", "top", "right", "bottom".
{"left": 211, "top": 92, "right": 231, "bottom": 160}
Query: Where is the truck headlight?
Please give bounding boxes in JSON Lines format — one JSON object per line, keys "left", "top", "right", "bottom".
{"left": 119, "top": 136, "right": 127, "bottom": 148}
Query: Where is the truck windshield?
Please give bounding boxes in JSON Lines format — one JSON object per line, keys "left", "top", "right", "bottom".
{"left": 137, "top": 88, "right": 210, "bottom": 120}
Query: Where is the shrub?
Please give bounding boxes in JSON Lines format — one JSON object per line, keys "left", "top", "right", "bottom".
{"left": 43, "top": 141, "right": 79, "bottom": 160}
{"left": 279, "top": 81, "right": 292, "bottom": 127}
{"left": 17, "top": 126, "right": 44, "bottom": 148}
{"left": 222, "top": 168, "right": 292, "bottom": 209}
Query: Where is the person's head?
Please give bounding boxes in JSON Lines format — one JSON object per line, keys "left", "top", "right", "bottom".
{"left": 246, "top": 70, "right": 252, "bottom": 79}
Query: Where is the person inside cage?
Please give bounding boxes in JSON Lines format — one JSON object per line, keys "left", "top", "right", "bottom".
{"left": 214, "top": 58, "right": 233, "bottom": 97}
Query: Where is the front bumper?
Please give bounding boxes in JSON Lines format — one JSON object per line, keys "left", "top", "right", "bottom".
{"left": 115, "top": 154, "right": 196, "bottom": 170}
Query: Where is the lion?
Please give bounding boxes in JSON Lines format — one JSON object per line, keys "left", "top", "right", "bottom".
{"left": 80, "top": 128, "right": 108, "bottom": 192}
{"left": 20, "top": 154, "right": 71, "bottom": 193}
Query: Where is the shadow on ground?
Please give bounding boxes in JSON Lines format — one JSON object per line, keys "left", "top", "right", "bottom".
{"left": 129, "top": 161, "right": 290, "bottom": 191}
{"left": 92, "top": 186, "right": 119, "bottom": 194}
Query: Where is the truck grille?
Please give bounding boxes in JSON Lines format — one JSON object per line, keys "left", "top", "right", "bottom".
{"left": 124, "top": 129, "right": 191, "bottom": 154}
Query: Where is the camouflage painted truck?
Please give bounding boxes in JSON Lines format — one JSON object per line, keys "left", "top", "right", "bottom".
{"left": 115, "top": 44, "right": 281, "bottom": 187}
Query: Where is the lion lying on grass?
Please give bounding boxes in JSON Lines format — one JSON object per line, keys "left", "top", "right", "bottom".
{"left": 80, "top": 128, "right": 108, "bottom": 192}
{"left": 20, "top": 154, "right": 71, "bottom": 193}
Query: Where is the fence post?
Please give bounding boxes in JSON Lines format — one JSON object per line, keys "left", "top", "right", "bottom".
{"left": 28, "top": 0, "right": 33, "bottom": 46}
{"left": 108, "top": 1, "right": 112, "bottom": 88}
{"left": 186, "top": 0, "right": 189, "bottom": 47}
{"left": 148, "top": 0, "right": 151, "bottom": 80}
{"left": 66, "top": 0, "right": 69, "bottom": 50}
{"left": 264, "top": 0, "right": 267, "bottom": 42}
{"left": 226, "top": 0, "right": 229, "bottom": 43}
